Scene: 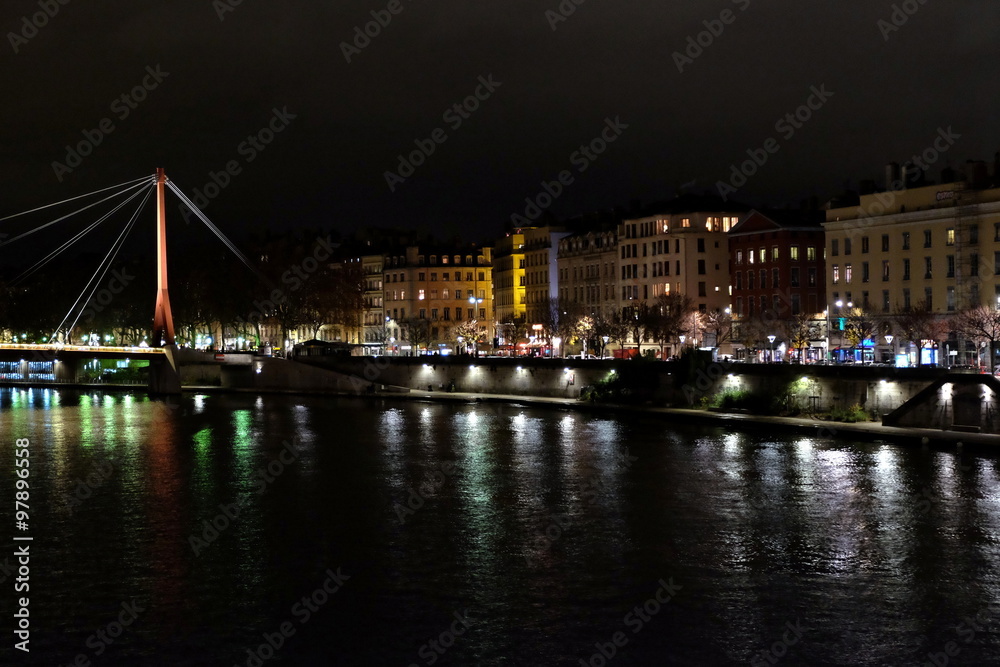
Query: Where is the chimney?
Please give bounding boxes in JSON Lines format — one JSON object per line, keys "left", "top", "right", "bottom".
{"left": 885, "top": 162, "right": 901, "bottom": 190}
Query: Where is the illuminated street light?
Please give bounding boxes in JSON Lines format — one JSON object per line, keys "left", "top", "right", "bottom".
{"left": 767, "top": 334, "right": 776, "bottom": 363}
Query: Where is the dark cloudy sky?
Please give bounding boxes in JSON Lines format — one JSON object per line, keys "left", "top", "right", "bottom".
{"left": 3, "top": 0, "right": 998, "bottom": 242}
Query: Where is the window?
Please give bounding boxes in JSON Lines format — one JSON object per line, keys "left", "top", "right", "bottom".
{"left": 772, "top": 246, "right": 779, "bottom": 261}
{"left": 971, "top": 253, "right": 979, "bottom": 277}
{"left": 790, "top": 246, "right": 799, "bottom": 260}
{"left": 698, "top": 281, "right": 706, "bottom": 297}
{"left": 903, "top": 288, "right": 910, "bottom": 309}
{"left": 970, "top": 225, "right": 979, "bottom": 244}
{"left": 862, "top": 262, "right": 869, "bottom": 283}
{"left": 845, "top": 263, "right": 853, "bottom": 284}
{"left": 736, "top": 250, "right": 743, "bottom": 264}
{"left": 697, "top": 238, "right": 705, "bottom": 252}
{"left": 882, "top": 290, "right": 890, "bottom": 312}
{"left": 844, "top": 238, "right": 852, "bottom": 255}
{"left": 903, "top": 258, "right": 910, "bottom": 280}
{"left": 430, "top": 289, "right": 438, "bottom": 300}
{"left": 994, "top": 251, "right": 1000, "bottom": 275}
{"left": 947, "top": 255, "right": 955, "bottom": 278}
{"left": 861, "top": 237, "right": 869, "bottom": 253}
{"left": 924, "top": 230, "right": 932, "bottom": 248}
{"left": 807, "top": 246, "right": 816, "bottom": 261}
{"left": 902, "top": 232, "right": 910, "bottom": 250}
{"left": 946, "top": 228, "right": 955, "bottom": 246}
{"left": 862, "top": 291, "right": 869, "bottom": 308}
{"left": 831, "top": 239, "right": 839, "bottom": 256}
{"left": 418, "top": 289, "right": 426, "bottom": 300}
{"left": 418, "top": 272, "right": 425, "bottom": 281}
{"left": 760, "top": 269, "right": 767, "bottom": 289}
{"left": 748, "top": 271, "right": 755, "bottom": 290}
{"left": 790, "top": 268, "right": 800, "bottom": 287}
{"left": 882, "top": 260, "right": 890, "bottom": 281}
{"left": 431, "top": 273, "right": 437, "bottom": 281}
{"left": 925, "top": 287, "right": 933, "bottom": 310}
{"left": 735, "top": 272, "right": 742, "bottom": 290}
{"left": 760, "top": 247, "right": 766, "bottom": 262}
{"left": 995, "top": 222, "right": 1000, "bottom": 242}
{"left": 419, "top": 308, "right": 426, "bottom": 319}
{"left": 749, "top": 249, "right": 755, "bottom": 264}
{"left": 736, "top": 296, "right": 743, "bottom": 316}
{"left": 947, "top": 286, "right": 956, "bottom": 311}
{"left": 791, "top": 293, "right": 801, "bottom": 315}
{"left": 455, "top": 289, "right": 462, "bottom": 299}
{"left": 881, "top": 234, "right": 889, "bottom": 251}
{"left": 478, "top": 271, "right": 485, "bottom": 281}
{"left": 924, "top": 257, "right": 932, "bottom": 279}
{"left": 431, "top": 308, "right": 438, "bottom": 320}
{"left": 772, "top": 268, "right": 779, "bottom": 289}
{"left": 832, "top": 265, "right": 839, "bottom": 284}
{"left": 807, "top": 268, "right": 816, "bottom": 287}
{"left": 697, "top": 259, "right": 706, "bottom": 275}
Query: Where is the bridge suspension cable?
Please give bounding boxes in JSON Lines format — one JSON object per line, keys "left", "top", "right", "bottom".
{"left": 0, "top": 174, "right": 152, "bottom": 223}
{"left": 11, "top": 181, "right": 154, "bottom": 286}
{"left": 0, "top": 178, "right": 152, "bottom": 248}
{"left": 165, "top": 179, "right": 270, "bottom": 284}
{"left": 50, "top": 184, "right": 154, "bottom": 342}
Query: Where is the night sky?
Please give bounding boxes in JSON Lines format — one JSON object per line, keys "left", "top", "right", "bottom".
{"left": 3, "top": 1, "right": 998, "bottom": 243}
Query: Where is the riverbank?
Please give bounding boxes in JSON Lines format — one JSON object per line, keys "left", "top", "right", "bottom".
{"left": 2, "top": 381, "right": 991, "bottom": 449}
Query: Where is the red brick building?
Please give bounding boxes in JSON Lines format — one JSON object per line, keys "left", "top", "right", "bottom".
{"left": 728, "top": 210, "right": 827, "bottom": 360}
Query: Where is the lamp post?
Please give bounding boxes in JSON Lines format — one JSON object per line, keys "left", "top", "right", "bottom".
{"left": 884, "top": 334, "right": 894, "bottom": 366}
{"left": 767, "top": 334, "right": 776, "bottom": 363}
{"left": 602, "top": 335, "right": 609, "bottom": 359}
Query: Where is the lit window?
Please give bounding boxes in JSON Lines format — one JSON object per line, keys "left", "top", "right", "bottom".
{"left": 418, "top": 289, "right": 425, "bottom": 300}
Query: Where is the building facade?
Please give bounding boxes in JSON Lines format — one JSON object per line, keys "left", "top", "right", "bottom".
{"left": 729, "top": 210, "right": 827, "bottom": 361}
{"left": 523, "top": 227, "right": 570, "bottom": 325}
{"left": 556, "top": 229, "right": 618, "bottom": 320}
{"left": 381, "top": 245, "right": 493, "bottom": 354}
{"left": 824, "top": 173, "right": 1000, "bottom": 365}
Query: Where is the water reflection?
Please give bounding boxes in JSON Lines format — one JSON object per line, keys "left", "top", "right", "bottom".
{"left": 1, "top": 390, "right": 999, "bottom": 665}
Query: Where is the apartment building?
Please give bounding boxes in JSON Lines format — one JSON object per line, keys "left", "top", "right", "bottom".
{"left": 824, "top": 162, "right": 1000, "bottom": 363}
{"left": 617, "top": 197, "right": 747, "bottom": 325}
{"left": 360, "top": 253, "right": 385, "bottom": 349}
{"left": 493, "top": 231, "right": 527, "bottom": 326}
{"left": 381, "top": 245, "right": 493, "bottom": 354}
{"left": 523, "top": 226, "right": 570, "bottom": 324}
{"left": 556, "top": 229, "right": 618, "bottom": 320}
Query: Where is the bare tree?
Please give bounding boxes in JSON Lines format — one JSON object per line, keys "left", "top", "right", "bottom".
{"left": 786, "top": 312, "right": 813, "bottom": 362}
{"left": 892, "top": 301, "right": 947, "bottom": 367}
{"left": 700, "top": 307, "right": 733, "bottom": 350}
{"left": 951, "top": 305, "right": 1000, "bottom": 371}
{"left": 844, "top": 306, "right": 880, "bottom": 361}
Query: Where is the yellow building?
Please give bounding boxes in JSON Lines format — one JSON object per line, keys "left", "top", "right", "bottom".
{"left": 824, "top": 177, "right": 1000, "bottom": 363}
{"left": 493, "top": 232, "right": 526, "bottom": 326}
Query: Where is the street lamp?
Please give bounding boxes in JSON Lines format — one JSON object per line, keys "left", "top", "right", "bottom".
{"left": 602, "top": 335, "right": 609, "bottom": 359}
{"left": 884, "top": 334, "right": 894, "bottom": 366}
{"left": 767, "top": 334, "right": 776, "bottom": 363}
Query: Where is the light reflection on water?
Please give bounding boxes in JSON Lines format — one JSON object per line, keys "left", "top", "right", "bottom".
{"left": 1, "top": 389, "right": 999, "bottom": 665}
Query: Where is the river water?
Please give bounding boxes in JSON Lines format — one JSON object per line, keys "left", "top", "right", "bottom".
{"left": 1, "top": 387, "right": 999, "bottom": 666}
